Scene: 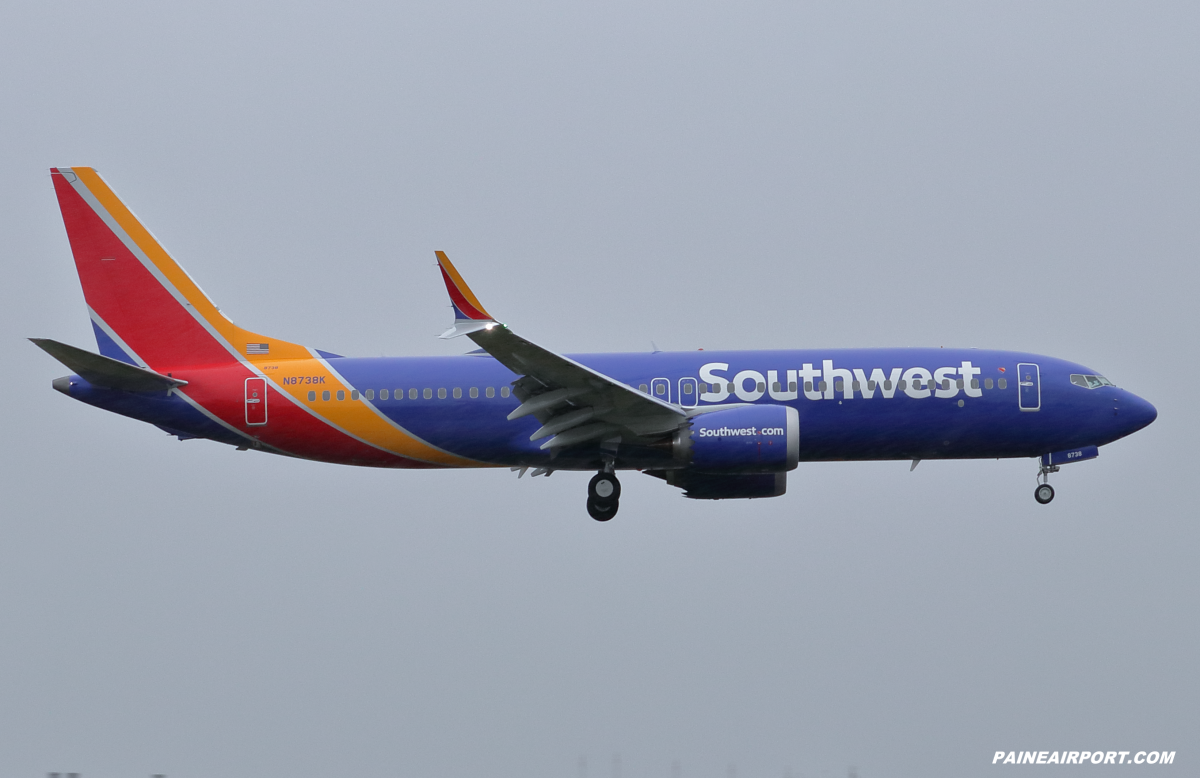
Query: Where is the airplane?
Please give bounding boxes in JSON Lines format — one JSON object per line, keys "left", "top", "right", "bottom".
{"left": 33, "top": 167, "right": 1157, "bottom": 520}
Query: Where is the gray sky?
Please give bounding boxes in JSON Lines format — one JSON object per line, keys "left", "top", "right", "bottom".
{"left": 1, "top": 2, "right": 1196, "bottom": 777}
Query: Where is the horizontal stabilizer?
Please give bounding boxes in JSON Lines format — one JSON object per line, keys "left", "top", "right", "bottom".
{"left": 30, "top": 338, "right": 188, "bottom": 392}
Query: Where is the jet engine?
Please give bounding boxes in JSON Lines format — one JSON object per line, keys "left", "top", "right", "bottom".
{"left": 649, "top": 405, "right": 799, "bottom": 500}
{"left": 676, "top": 404, "right": 799, "bottom": 474}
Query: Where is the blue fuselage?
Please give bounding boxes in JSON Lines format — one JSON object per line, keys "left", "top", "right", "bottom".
{"left": 67, "top": 347, "right": 1157, "bottom": 470}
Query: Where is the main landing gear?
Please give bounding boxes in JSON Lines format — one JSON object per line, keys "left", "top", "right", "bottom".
{"left": 1034, "top": 459, "right": 1058, "bottom": 504}
{"left": 587, "top": 470, "right": 621, "bottom": 521}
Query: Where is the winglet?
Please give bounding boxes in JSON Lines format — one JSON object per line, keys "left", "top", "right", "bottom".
{"left": 435, "top": 251, "right": 498, "bottom": 338}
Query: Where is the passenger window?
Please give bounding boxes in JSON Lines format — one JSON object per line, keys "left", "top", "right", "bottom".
{"left": 998, "top": 378, "right": 1007, "bottom": 389}
{"left": 322, "top": 390, "right": 331, "bottom": 401}
{"left": 956, "top": 379, "right": 964, "bottom": 389}
{"left": 365, "top": 389, "right": 374, "bottom": 400}
{"left": 970, "top": 379, "right": 978, "bottom": 390}
{"left": 410, "top": 388, "right": 418, "bottom": 399}
{"left": 453, "top": 387, "right": 462, "bottom": 399}
{"left": 655, "top": 384, "right": 665, "bottom": 395}
{"left": 867, "top": 380, "right": 876, "bottom": 391}
{"left": 501, "top": 387, "right": 510, "bottom": 398}
{"left": 834, "top": 380, "right": 843, "bottom": 392}
{"left": 470, "top": 387, "right": 478, "bottom": 398}
{"left": 337, "top": 390, "right": 345, "bottom": 400}
{"left": 984, "top": 378, "right": 993, "bottom": 390}
{"left": 898, "top": 380, "right": 907, "bottom": 390}
{"left": 852, "top": 380, "right": 860, "bottom": 391}
{"left": 772, "top": 382, "right": 780, "bottom": 392}
{"left": 308, "top": 391, "right": 316, "bottom": 401}
{"left": 756, "top": 382, "right": 765, "bottom": 392}
{"left": 351, "top": 390, "right": 359, "bottom": 400}
{"left": 942, "top": 380, "right": 950, "bottom": 391}
{"left": 883, "top": 380, "right": 892, "bottom": 390}
{"left": 639, "top": 384, "right": 648, "bottom": 393}
{"left": 805, "top": 381, "right": 813, "bottom": 392}
{"left": 789, "top": 382, "right": 797, "bottom": 392}
{"left": 727, "top": 383, "right": 735, "bottom": 392}
{"left": 437, "top": 388, "right": 447, "bottom": 399}
{"left": 486, "top": 387, "right": 495, "bottom": 398}
{"left": 423, "top": 388, "right": 432, "bottom": 399}
{"left": 380, "top": 389, "right": 389, "bottom": 400}
{"left": 683, "top": 383, "right": 693, "bottom": 395}
{"left": 818, "top": 381, "right": 827, "bottom": 392}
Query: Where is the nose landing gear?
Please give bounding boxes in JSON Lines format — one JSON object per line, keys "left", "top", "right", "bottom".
{"left": 1034, "top": 459, "right": 1058, "bottom": 504}
{"left": 587, "top": 470, "right": 621, "bottom": 521}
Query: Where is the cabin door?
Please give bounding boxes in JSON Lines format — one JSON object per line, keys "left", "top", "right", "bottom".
{"left": 245, "top": 377, "right": 268, "bottom": 425}
{"left": 1017, "top": 363, "right": 1040, "bottom": 412}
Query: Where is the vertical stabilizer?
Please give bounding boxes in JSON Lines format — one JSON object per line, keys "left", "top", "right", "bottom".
{"left": 50, "top": 167, "right": 307, "bottom": 369}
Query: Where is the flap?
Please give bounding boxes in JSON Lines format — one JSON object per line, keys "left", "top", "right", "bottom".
{"left": 432, "top": 252, "right": 686, "bottom": 450}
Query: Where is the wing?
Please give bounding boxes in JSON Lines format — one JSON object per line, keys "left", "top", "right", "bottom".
{"left": 435, "top": 251, "right": 687, "bottom": 451}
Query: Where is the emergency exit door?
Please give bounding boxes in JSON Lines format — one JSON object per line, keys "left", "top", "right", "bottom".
{"left": 245, "top": 377, "right": 268, "bottom": 425}
{"left": 1017, "top": 363, "right": 1040, "bottom": 412}
{"left": 678, "top": 377, "right": 698, "bottom": 408}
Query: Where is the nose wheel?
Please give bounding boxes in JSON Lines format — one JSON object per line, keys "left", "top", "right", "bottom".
{"left": 587, "top": 471, "right": 621, "bottom": 521}
{"left": 1034, "top": 458, "right": 1058, "bottom": 504}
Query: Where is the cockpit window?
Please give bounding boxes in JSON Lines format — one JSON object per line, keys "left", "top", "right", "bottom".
{"left": 1071, "top": 373, "right": 1115, "bottom": 389}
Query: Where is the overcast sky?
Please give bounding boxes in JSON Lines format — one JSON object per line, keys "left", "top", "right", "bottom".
{"left": 1, "top": 2, "right": 1197, "bottom": 777}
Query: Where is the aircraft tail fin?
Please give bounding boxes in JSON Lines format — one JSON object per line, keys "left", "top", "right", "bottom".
{"left": 50, "top": 167, "right": 309, "bottom": 369}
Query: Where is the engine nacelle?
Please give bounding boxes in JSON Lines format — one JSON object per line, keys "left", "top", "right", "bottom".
{"left": 677, "top": 404, "right": 799, "bottom": 474}
{"left": 664, "top": 471, "right": 788, "bottom": 500}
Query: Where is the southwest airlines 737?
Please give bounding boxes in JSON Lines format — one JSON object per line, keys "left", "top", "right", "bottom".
{"left": 34, "top": 168, "right": 1157, "bottom": 520}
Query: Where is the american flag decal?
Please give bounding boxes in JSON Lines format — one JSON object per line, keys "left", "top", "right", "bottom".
{"left": 246, "top": 343, "right": 270, "bottom": 355}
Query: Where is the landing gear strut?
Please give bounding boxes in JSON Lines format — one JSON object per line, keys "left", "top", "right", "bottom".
{"left": 587, "top": 470, "right": 621, "bottom": 521}
{"left": 1034, "top": 459, "right": 1058, "bottom": 504}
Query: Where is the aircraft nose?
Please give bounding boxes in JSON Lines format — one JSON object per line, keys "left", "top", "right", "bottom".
{"left": 1121, "top": 391, "right": 1157, "bottom": 434}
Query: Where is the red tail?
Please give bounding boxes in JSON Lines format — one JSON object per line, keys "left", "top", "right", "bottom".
{"left": 51, "top": 167, "right": 307, "bottom": 369}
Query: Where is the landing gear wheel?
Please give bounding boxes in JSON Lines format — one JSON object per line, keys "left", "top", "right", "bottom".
{"left": 587, "top": 497, "right": 619, "bottom": 522}
{"left": 1034, "top": 483, "right": 1055, "bottom": 504}
{"left": 588, "top": 472, "right": 621, "bottom": 502}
